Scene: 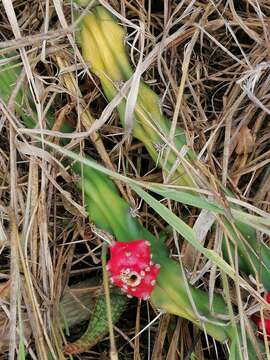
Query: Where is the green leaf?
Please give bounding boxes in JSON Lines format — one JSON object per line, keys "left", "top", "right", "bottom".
{"left": 148, "top": 185, "right": 224, "bottom": 213}
{"left": 129, "top": 184, "right": 261, "bottom": 298}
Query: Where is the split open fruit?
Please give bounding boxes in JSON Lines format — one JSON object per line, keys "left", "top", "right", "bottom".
{"left": 107, "top": 240, "right": 160, "bottom": 300}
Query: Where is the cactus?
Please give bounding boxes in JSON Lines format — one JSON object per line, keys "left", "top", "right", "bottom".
{"left": 0, "top": 18, "right": 265, "bottom": 357}
{"left": 64, "top": 288, "right": 127, "bottom": 354}
{"left": 78, "top": 5, "right": 270, "bottom": 292}
{"left": 80, "top": 6, "right": 194, "bottom": 187}
{"left": 72, "top": 161, "right": 260, "bottom": 351}
{"left": 0, "top": 54, "right": 128, "bottom": 355}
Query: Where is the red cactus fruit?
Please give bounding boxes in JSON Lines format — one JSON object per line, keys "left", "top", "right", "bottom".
{"left": 253, "top": 317, "right": 270, "bottom": 339}
{"left": 265, "top": 292, "right": 270, "bottom": 304}
{"left": 107, "top": 240, "right": 160, "bottom": 300}
{"left": 252, "top": 292, "right": 270, "bottom": 339}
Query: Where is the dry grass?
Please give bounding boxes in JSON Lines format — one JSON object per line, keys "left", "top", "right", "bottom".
{"left": 0, "top": 0, "right": 270, "bottom": 359}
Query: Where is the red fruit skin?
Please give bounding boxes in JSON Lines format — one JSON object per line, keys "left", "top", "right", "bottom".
{"left": 265, "top": 292, "right": 270, "bottom": 304}
{"left": 252, "top": 292, "right": 270, "bottom": 339}
{"left": 107, "top": 240, "right": 160, "bottom": 300}
{"left": 253, "top": 316, "right": 270, "bottom": 339}
{"left": 109, "top": 240, "right": 151, "bottom": 273}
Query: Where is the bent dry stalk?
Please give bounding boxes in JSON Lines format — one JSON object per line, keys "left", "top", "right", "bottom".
{"left": 79, "top": 5, "right": 270, "bottom": 291}
{"left": 0, "top": 55, "right": 129, "bottom": 355}
{"left": 252, "top": 292, "right": 270, "bottom": 340}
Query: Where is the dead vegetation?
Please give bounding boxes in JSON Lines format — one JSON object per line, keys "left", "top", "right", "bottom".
{"left": 0, "top": 0, "right": 270, "bottom": 359}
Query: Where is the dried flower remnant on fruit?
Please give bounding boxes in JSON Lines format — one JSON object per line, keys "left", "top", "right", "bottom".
{"left": 107, "top": 240, "right": 160, "bottom": 300}
{"left": 252, "top": 292, "right": 270, "bottom": 340}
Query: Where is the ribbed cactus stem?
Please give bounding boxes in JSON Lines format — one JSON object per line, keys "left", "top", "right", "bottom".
{"left": 75, "top": 162, "right": 235, "bottom": 344}
{"left": 79, "top": 5, "right": 270, "bottom": 292}
{"left": 80, "top": 8, "right": 195, "bottom": 188}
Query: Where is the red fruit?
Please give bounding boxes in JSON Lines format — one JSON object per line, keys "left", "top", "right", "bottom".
{"left": 253, "top": 316, "right": 270, "bottom": 339}
{"left": 253, "top": 292, "right": 270, "bottom": 339}
{"left": 107, "top": 240, "right": 160, "bottom": 300}
{"left": 265, "top": 292, "right": 270, "bottom": 304}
